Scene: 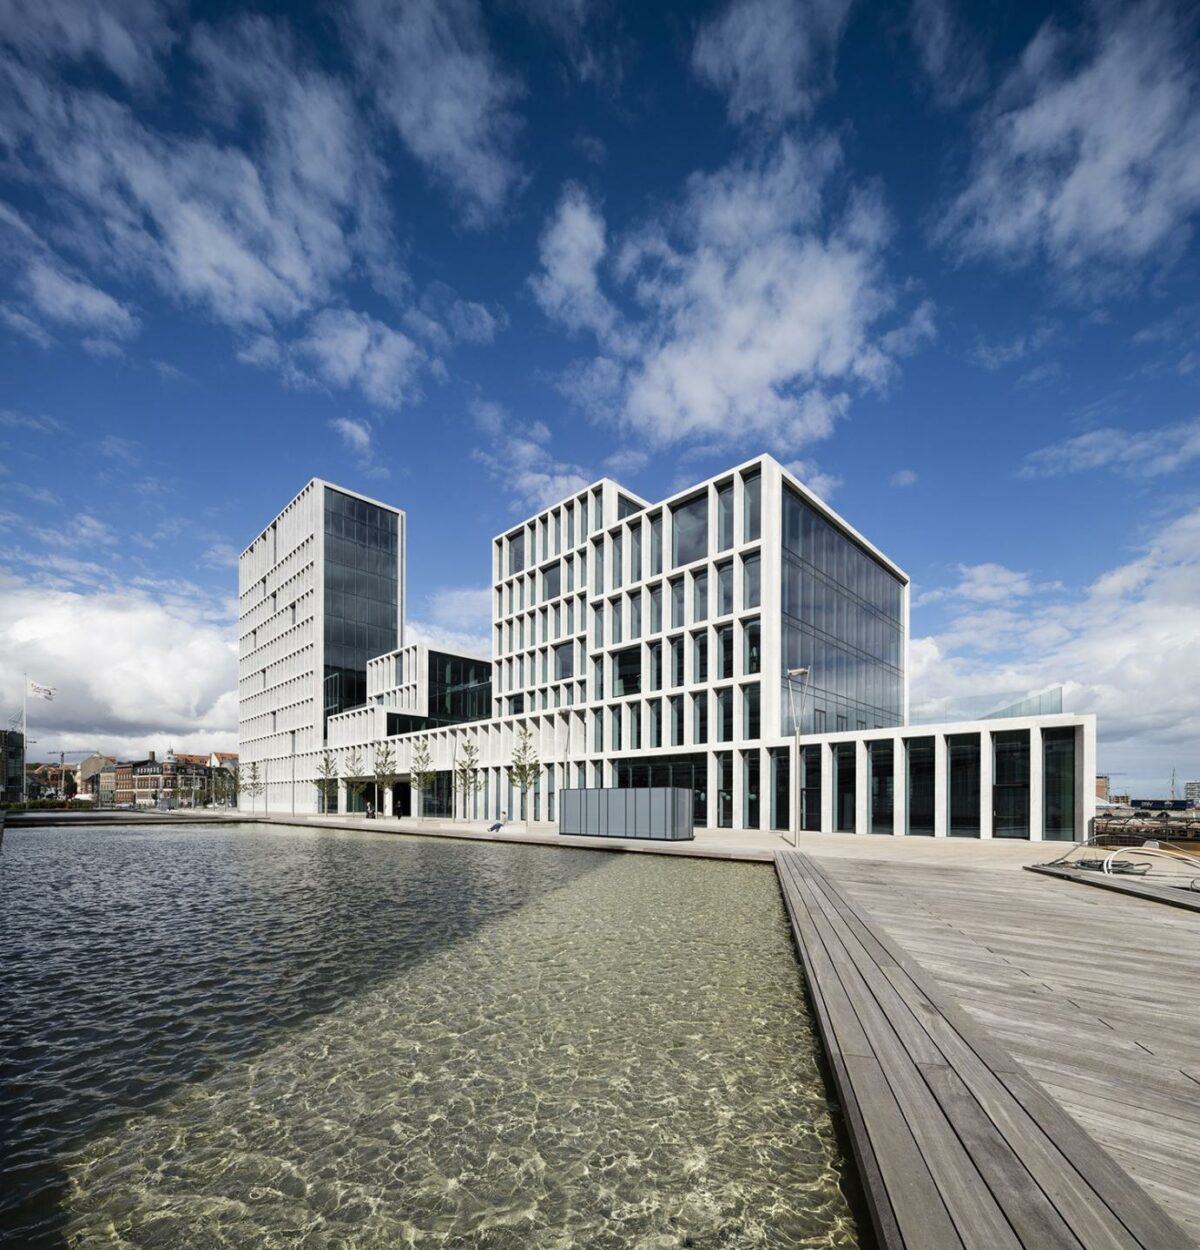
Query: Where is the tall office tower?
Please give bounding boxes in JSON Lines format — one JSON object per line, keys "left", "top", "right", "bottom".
{"left": 238, "top": 480, "right": 405, "bottom": 813}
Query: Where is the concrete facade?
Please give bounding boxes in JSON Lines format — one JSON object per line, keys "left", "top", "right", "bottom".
{"left": 238, "top": 455, "right": 1096, "bottom": 840}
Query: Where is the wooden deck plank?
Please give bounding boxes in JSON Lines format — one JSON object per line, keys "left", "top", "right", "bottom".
{"left": 776, "top": 850, "right": 1193, "bottom": 1250}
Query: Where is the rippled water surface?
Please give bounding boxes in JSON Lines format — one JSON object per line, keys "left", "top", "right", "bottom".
{"left": 0, "top": 823, "right": 861, "bottom": 1248}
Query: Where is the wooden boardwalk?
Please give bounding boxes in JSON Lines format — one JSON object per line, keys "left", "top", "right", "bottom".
{"left": 776, "top": 850, "right": 1191, "bottom": 1249}
{"left": 1028, "top": 863, "right": 1200, "bottom": 913}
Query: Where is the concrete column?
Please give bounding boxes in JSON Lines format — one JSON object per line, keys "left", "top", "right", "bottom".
{"left": 731, "top": 745, "right": 745, "bottom": 831}
{"left": 337, "top": 777, "right": 347, "bottom": 816}
{"left": 383, "top": 785, "right": 393, "bottom": 818}
{"left": 855, "top": 739, "right": 869, "bottom": 836}
{"left": 820, "top": 742, "right": 834, "bottom": 833}
{"left": 893, "top": 738, "right": 906, "bottom": 836}
{"left": 706, "top": 750, "right": 720, "bottom": 831}
{"left": 1078, "top": 718, "right": 1096, "bottom": 841}
{"left": 979, "top": 732, "right": 993, "bottom": 839}
{"left": 933, "top": 734, "right": 948, "bottom": 837}
{"left": 1029, "top": 726, "right": 1044, "bottom": 841}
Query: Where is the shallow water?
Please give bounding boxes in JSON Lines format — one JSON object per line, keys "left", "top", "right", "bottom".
{"left": 0, "top": 823, "right": 861, "bottom": 1248}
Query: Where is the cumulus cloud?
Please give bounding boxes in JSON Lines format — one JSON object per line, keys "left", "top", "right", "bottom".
{"left": 297, "top": 310, "right": 425, "bottom": 410}
{"left": 532, "top": 138, "right": 928, "bottom": 455}
{"left": 0, "top": 568, "right": 237, "bottom": 759}
{"left": 470, "top": 400, "right": 592, "bottom": 512}
{"left": 343, "top": 0, "right": 524, "bottom": 226}
{"left": 911, "top": 508, "right": 1200, "bottom": 790}
{"left": 941, "top": 1, "right": 1200, "bottom": 280}
{"left": 25, "top": 260, "right": 137, "bottom": 340}
{"left": 329, "top": 416, "right": 388, "bottom": 478}
{"left": 784, "top": 458, "right": 841, "bottom": 500}
{"left": 1020, "top": 416, "right": 1200, "bottom": 478}
{"left": 408, "top": 586, "right": 492, "bottom": 658}
{"left": 692, "top": 0, "right": 853, "bottom": 126}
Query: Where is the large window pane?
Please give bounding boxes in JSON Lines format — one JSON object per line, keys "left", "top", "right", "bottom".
{"left": 743, "top": 750, "right": 760, "bottom": 830}
{"left": 834, "top": 743, "right": 856, "bottom": 832}
{"left": 554, "top": 641, "right": 574, "bottom": 680}
{"left": 718, "top": 623, "right": 733, "bottom": 679}
{"left": 1043, "top": 728, "right": 1076, "bottom": 841}
{"left": 717, "top": 482, "right": 733, "bottom": 550}
{"left": 692, "top": 631, "right": 708, "bottom": 683}
{"left": 800, "top": 745, "right": 821, "bottom": 831}
{"left": 742, "top": 471, "right": 761, "bottom": 542}
{"left": 672, "top": 493, "right": 708, "bottom": 566}
{"left": 650, "top": 513, "right": 663, "bottom": 575}
{"left": 743, "top": 618, "right": 760, "bottom": 674}
{"left": 742, "top": 683, "right": 760, "bottom": 739}
{"left": 743, "top": 553, "right": 761, "bottom": 609}
{"left": 717, "top": 751, "right": 732, "bottom": 827}
{"left": 614, "top": 646, "right": 641, "bottom": 696}
{"left": 993, "top": 730, "right": 1030, "bottom": 839}
{"left": 717, "top": 687, "right": 733, "bottom": 741}
{"left": 868, "top": 741, "right": 893, "bottom": 834}
{"left": 947, "top": 733, "right": 980, "bottom": 837}
{"left": 693, "top": 569, "right": 709, "bottom": 622}
{"left": 906, "top": 737, "right": 934, "bottom": 835}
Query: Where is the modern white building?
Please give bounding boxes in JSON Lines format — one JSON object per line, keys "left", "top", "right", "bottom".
{"left": 239, "top": 455, "right": 1096, "bottom": 840}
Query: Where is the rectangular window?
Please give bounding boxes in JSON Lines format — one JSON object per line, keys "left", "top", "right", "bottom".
{"left": 670, "top": 695, "right": 684, "bottom": 746}
{"left": 670, "top": 577, "right": 685, "bottom": 628}
{"left": 1043, "top": 728, "right": 1076, "bottom": 841}
{"left": 869, "top": 741, "right": 894, "bottom": 834}
{"left": 580, "top": 495, "right": 588, "bottom": 536}
{"left": 612, "top": 533, "right": 623, "bottom": 588}
{"left": 593, "top": 709, "right": 603, "bottom": 752}
{"left": 717, "top": 624, "right": 733, "bottom": 679}
{"left": 671, "top": 637, "right": 684, "bottom": 687}
{"left": 692, "top": 630, "right": 708, "bottom": 683}
{"left": 800, "top": 745, "right": 821, "bottom": 831}
{"left": 717, "top": 561, "right": 733, "bottom": 616}
{"left": 649, "top": 584, "right": 662, "bottom": 633}
{"left": 742, "top": 552, "right": 761, "bottom": 609}
{"left": 611, "top": 706, "right": 622, "bottom": 751}
{"left": 650, "top": 513, "right": 663, "bottom": 575}
{"left": 693, "top": 692, "right": 708, "bottom": 744}
{"left": 629, "top": 591, "right": 642, "bottom": 639}
{"left": 743, "top": 750, "right": 760, "bottom": 830}
{"left": 630, "top": 703, "right": 642, "bottom": 750}
{"left": 614, "top": 646, "right": 641, "bottom": 697}
{"left": 672, "top": 493, "right": 708, "bottom": 566}
{"left": 593, "top": 656, "right": 604, "bottom": 701}
{"left": 543, "top": 562, "right": 560, "bottom": 601}
{"left": 770, "top": 748, "right": 790, "bottom": 832}
{"left": 650, "top": 698, "right": 663, "bottom": 748}
{"left": 649, "top": 641, "right": 663, "bottom": 691}
{"left": 509, "top": 530, "right": 525, "bottom": 575}
{"left": 630, "top": 524, "right": 642, "bottom": 582}
{"left": 593, "top": 540, "right": 604, "bottom": 593}
{"left": 693, "top": 568, "right": 709, "bottom": 622}
{"left": 947, "top": 733, "right": 980, "bottom": 837}
{"left": 593, "top": 604, "right": 604, "bottom": 647}
{"left": 742, "top": 683, "right": 760, "bottom": 739}
{"left": 906, "top": 738, "right": 935, "bottom": 835}
{"left": 716, "top": 750, "right": 732, "bottom": 828}
{"left": 566, "top": 505, "right": 575, "bottom": 549}
{"left": 717, "top": 481, "right": 733, "bottom": 550}
{"left": 834, "top": 743, "right": 856, "bottom": 832}
{"left": 554, "top": 641, "right": 574, "bottom": 681}
{"left": 612, "top": 597, "right": 623, "bottom": 643}
{"left": 742, "top": 471, "right": 761, "bottom": 542}
{"left": 994, "top": 730, "right": 1031, "bottom": 839}
{"left": 743, "top": 618, "right": 760, "bottom": 675}
{"left": 717, "top": 687, "right": 733, "bottom": 742}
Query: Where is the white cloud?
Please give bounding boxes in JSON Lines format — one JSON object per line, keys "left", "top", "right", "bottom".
{"left": 471, "top": 402, "right": 592, "bottom": 512}
{"left": 98, "top": 435, "right": 139, "bottom": 464}
{"left": 329, "top": 416, "right": 388, "bottom": 479}
{"left": 0, "top": 303, "right": 53, "bottom": 347}
{"left": 32, "top": 512, "right": 119, "bottom": 548}
{"left": 297, "top": 309, "right": 425, "bottom": 410}
{"left": 917, "top": 561, "right": 1060, "bottom": 607}
{"left": 784, "top": 458, "right": 841, "bottom": 499}
{"left": 890, "top": 468, "right": 918, "bottom": 487}
{"left": 0, "top": 568, "right": 237, "bottom": 758}
{"left": 0, "top": 0, "right": 179, "bottom": 90}
{"left": 911, "top": 508, "right": 1200, "bottom": 791}
{"left": 692, "top": 0, "right": 853, "bottom": 126}
{"left": 25, "top": 260, "right": 137, "bottom": 339}
{"left": 533, "top": 139, "right": 926, "bottom": 454}
{"left": 343, "top": 0, "right": 523, "bottom": 226}
{"left": 908, "top": 0, "right": 987, "bottom": 107}
{"left": 941, "top": 2, "right": 1200, "bottom": 278}
{"left": 407, "top": 586, "right": 492, "bottom": 658}
{"left": 1020, "top": 417, "right": 1200, "bottom": 478}
{"left": 0, "top": 410, "right": 65, "bottom": 434}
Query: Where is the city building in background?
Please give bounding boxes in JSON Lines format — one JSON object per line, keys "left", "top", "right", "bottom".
{"left": 1, "top": 729, "right": 24, "bottom": 803}
{"left": 1186, "top": 780, "right": 1200, "bottom": 808}
{"left": 239, "top": 455, "right": 1097, "bottom": 840}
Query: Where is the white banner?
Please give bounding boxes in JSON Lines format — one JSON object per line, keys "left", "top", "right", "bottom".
{"left": 27, "top": 680, "right": 56, "bottom": 701}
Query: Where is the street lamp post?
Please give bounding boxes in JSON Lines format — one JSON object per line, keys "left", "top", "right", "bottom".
{"left": 785, "top": 667, "right": 811, "bottom": 849}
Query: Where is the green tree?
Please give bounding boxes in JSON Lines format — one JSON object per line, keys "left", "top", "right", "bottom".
{"left": 409, "top": 739, "right": 435, "bottom": 818}
{"left": 372, "top": 741, "right": 397, "bottom": 814}
{"left": 343, "top": 748, "right": 371, "bottom": 813}
{"left": 314, "top": 749, "right": 339, "bottom": 814}
{"left": 453, "top": 741, "right": 482, "bottom": 820}
{"left": 508, "top": 727, "right": 540, "bottom": 821}
{"left": 244, "top": 761, "right": 264, "bottom": 814}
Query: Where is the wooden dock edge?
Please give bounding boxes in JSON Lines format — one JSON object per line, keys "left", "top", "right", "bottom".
{"left": 1026, "top": 863, "right": 1200, "bottom": 913}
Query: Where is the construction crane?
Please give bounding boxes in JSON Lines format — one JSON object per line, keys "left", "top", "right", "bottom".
{"left": 35, "top": 748, "right": 99, "bottom": 799}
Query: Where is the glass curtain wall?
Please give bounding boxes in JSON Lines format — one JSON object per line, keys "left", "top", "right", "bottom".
{"left": 781, "top": 485, "right": 904, "bottom": 735}
{"left": 1043, "top": 728, "right": 1076, "bottom": 840}
{"left": 947, "top": 733, "right": 981, "bottom": 837}
{"left": 743, "top": 751, "right": 760, "bottom": 829}
{"left": 800, "top": 745, "right": 821, "bottom": 831}
{"left": 672, "top": 494, "right": 708, "bottom": 566}
{"left": 717, "top": 752, "right": 733, "bottom": 828}
{"left": 834, "top": 744, "right": 856, "bottom": 832}
{"left": 906, "top": 737, "right": 934, "bottom": 835}
{"left": 616, "top": 752, "right": 708, "bottom": 826}
{"left": 993, "top": 730, "right": 1031, "bottom": 838}
{"left": 868, "top": 741, "right": 893, "bottom": 833}
{"left": 769, "top": 748, "right": 790, "bottom": 831}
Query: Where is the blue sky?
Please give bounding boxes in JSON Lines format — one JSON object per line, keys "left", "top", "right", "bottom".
{"left": 1, "top": 0, "right": 1198, "bottom": 794}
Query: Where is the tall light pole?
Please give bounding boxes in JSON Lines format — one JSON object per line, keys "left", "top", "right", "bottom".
{"left": 786, "top": 667, "right": 811, "bottom": 848}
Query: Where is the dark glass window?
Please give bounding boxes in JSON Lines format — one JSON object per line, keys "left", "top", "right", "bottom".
{"left": 672, "top": 493, "right": 708, "bottom": 566}
{"left": 717, "top": 624, "right": 733, "bottom": 679}
{"left": 743, "top": 618, "right": 760, "bottom": 674}
{"left": 906, "top": 737, "right": 935, "bottom": 835}
{"left": 650, "top": 513, "right": 663, "bottom": 575}
{"left": 693, "top": 692, "right": 708, "bottom": 744}
{"left": 717, "top": 751, "right": 733, "bottom": 828}
{"left": 612, "top": 533, "right": 623, "bottom": 588}
{"left": 615, "top": 751, "right": 707, "bottom": 826}
{"left": 742, "top": 683, "right": 760, "bottom": 739}
{"left": 671, "top": 637, "right": 684, "bottom": 687}
{"left": 649, "top": 584, "right": 662, "bottom": 633}
{"left": 948, "top": 733, "right": 981, "bottom": 837}
{"left": 509, "top": 530, "right": 525, "bottom": 575}
{"left": 630, "top": 524, "right": 642, "bottom": 582}
{"left": 649, "top": 698, "right": 662, "bottom": 747}
{"left": 717, "top": 561, "right": 733, "bottom": 615}
{"left": 742, "top": 471, "right": 761, "bottom": 541}
{"left": 670, "top": 695, "right": 684, "bottom": 746}
{"left": 868, "top": 741, "right": 893, "bottom": 834}
{"left": 671, "top": 577, "right": 685, "bottom": 627}
{"left": 717, "top": 687, "right": 733, "bottom": 741}
{"left": 770, "top": 748, "right": 790, "bottom": 831}
{"left": 743, "top": 750, "right": 760, "bottom": 829}
{"left": 717, "top": 481, "right": 733, "bottom": 550}
{"left": 543, "top": 562, "right": 561, "bottom": 600}
{"left": 618, "top": 494, "right": 642, "bottom": 519}
{"left": 614, "top": 646, "right": 641, "bottom": 697}
{"left": 800, "top": 744, "right": 821, "bottom": 831}
{"left": 994, "top": 730, "right": 1031, "bottom": 839}
{"left": 424, "top": 650, "right": 492, "bottom": 725}
{"left": 692, "top": 631, "right": 708, "bottom": 683}
{"left": 649, "top": 642, "right": 663, "bottom": 691}
{"left": 1043, "top": 728, "right": 1076, "bottom": 841}
{"left": 693, "top": 569, "right": 709, "bottom": 622}
{"left": 834, "top": 743, "right": 856, "bottom": 832}
{"left": 743, "top": 553, "right": 761, "bottom": 609}
{"left": 554, "top": 641, "right": 574, "bottom": 681}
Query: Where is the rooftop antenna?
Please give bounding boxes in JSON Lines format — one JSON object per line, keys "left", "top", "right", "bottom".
{"left": 1171, "top": 768, "right": 1177, "bottom": 801}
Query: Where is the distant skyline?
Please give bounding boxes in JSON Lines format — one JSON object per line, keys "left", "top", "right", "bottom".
{"left": 1, "top": 0, "right": 1198, "bottom": 794}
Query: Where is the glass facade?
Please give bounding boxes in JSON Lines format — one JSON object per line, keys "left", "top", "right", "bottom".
{"left": 323, "top": 488, "right": 399, "bottom": 719}
{"left": 906, "top": 737, "right": 934, "bottom": 835}
{"left": 868, "top": 741, "right": 893, "bottom": 833}
{"left": 672, "top": 494, "right": 708, "bottom": 566}
{"left": 993, "top": 730, "right": 1030, "bottom": 839}
{"left": 834, "top": 743, "right": 856, "bottom": 832}
{"left": 615, "top": 752, "right": 708, "bottom": 826}
{"left": 781, "top": 486, "right": 904, "bottom": 734}
{"left": 947, "top": 733, "right": 981, "bottom": 837}
{"left": 800, "top": 744, "right": 821, "bottom": 831}
{"left": 1043, "top": 728, "right": 1076, "bottom": 841}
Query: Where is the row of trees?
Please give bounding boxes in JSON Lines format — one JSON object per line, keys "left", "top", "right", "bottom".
{"left": 309, "top": 729, "right": 542, "bottom": 820}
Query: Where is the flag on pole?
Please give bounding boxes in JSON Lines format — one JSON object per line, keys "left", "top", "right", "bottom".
{"left": 27, "top": 680, "right": 55, "bottom": 702}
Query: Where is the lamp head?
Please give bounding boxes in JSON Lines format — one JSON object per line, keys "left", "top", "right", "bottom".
{"left": 786, "top": 667, "right": 810, "bottom": 679}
